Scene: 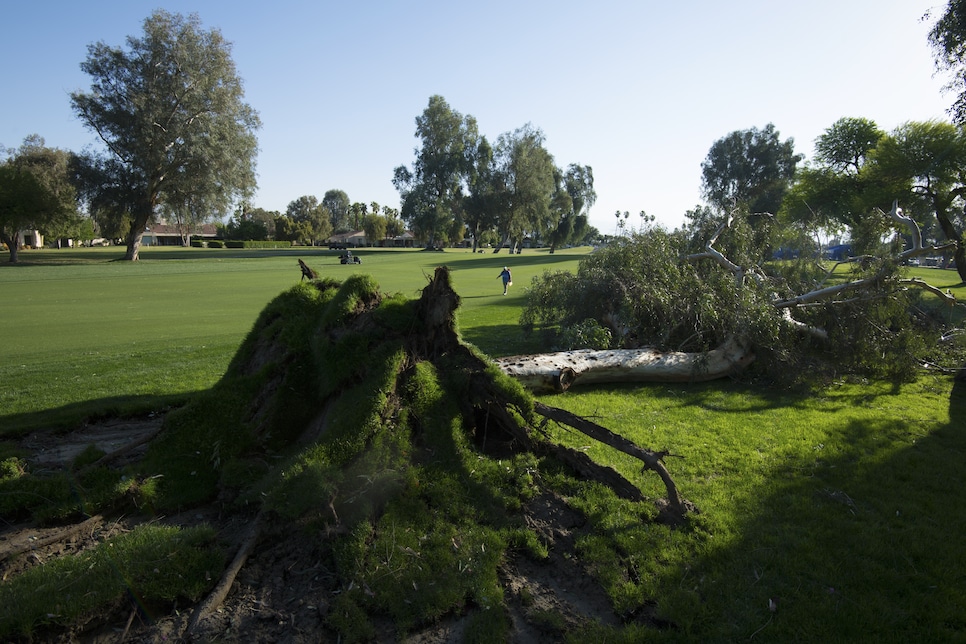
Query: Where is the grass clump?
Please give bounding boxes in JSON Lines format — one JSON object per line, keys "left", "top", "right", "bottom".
{"left": 0, "top": 524, "right": 223, "bottom": 639}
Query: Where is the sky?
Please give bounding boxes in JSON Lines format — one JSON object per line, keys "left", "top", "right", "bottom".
{"left": 1, "top": 1, "right": 955, "bottom": 233}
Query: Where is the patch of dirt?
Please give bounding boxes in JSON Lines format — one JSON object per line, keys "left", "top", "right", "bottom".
{"left": 2, "top": 416, "right": 640, "bottom": 642}
{"left": 19, "top": 415, "right": 164, "bottom": 470}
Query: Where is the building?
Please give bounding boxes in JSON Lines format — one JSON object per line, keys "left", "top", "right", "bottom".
{"left": 141, "top": 223, "right": 219, "bottom": 246}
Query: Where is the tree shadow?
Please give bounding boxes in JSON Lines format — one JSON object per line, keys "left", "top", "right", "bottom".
{"left": 0, "top": 394, "right": 188, "bottom": 437}
{"left": 644, "top": 377, "right": 966, "bottom": 640}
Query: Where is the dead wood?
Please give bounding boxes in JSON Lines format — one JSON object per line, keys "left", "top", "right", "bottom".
{"left": 419, "top": 266, "right": 691, "bottom": 516}
{"left": 183, "top": 509, "right": 266, "bottom": 638}
{"left": 533, "top": 402, "right": 687, "bottom": 519}
{"left": 495, "top": 338, "right": 754, "bottom": 392}
{"left": 0, "top": 514, "right": 104, "bottom": 564}
{"left": 298, "top": 258, "right": 318, "bottom": 281}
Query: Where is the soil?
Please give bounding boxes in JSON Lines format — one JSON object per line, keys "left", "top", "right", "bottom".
{"left": 0, "top": 415, "right": 644, "bottom": 643}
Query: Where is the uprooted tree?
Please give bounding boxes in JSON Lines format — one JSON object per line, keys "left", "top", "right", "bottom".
{"left": 510, "top": 203, "right": 963, "bottom": 390}
{"left": 0, "top": 266, "right": 690, "bottom": 641}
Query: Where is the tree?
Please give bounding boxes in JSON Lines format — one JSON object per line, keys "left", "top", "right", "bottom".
{"left": 224, "top": 205, "right": 275, "bottom": 240}
{"left": 362, "top": 212, "right": 387, "bottom": 245}
{"left": 814, "top": 116, "right": 885, "bottom": 175}
{"left": 461, "top": 135, "right": 503, "bottom": 253}
{"left": 348, "top": 202, "right": 368, "bottom": 231}
{"left": 492, "top": 124, "right": 556, "bottom": 253}
{"left": 322, "top": 189, "right": 351, "bottom": 232}
{"left": 0, "top": 136, "right": 79, "bottom": 262}
{"left": 781, "top": 117, "right": 897, "bottom": 253}
{"left": 929, "top": 0, "right": 966, "bottom": 124}
{"left": 872, "top": 120, "right": 966, "bottom": 282}
{"left": 701, "top": 123, "right": 802, "bottom": 214}
{"left": 394, "top": 95, "right": 477, "bottom": 248}
{"left": 383, "top": 206, "right": 404, "bottom": 239}
{"left": 547, "top": 164, "right": 595, "bottom": 253}
{"left": 285, "top": 195, "right": 332, "bottom": 246}
{"left": 70, "top": 10, "right": 260, "bottom": 261}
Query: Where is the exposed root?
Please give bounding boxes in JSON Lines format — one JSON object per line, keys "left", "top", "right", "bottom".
{"left": 0, "top": 514, "right": 104, "bottom": 564}
{"left": 183, "top": 509, "right": 266, "bottom": 638}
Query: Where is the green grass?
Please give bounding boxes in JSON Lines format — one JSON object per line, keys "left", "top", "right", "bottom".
{"left": 540, "top": 376, "right": 965, "bottom": 640}
{"left": 1, "top": 246, "right": 964, "bottom": 640}
{"left": 0, "top": 523, "right": 224, "bottom": 637}
{"left": 0, "top": 245, "right": 584, "bottom": 432}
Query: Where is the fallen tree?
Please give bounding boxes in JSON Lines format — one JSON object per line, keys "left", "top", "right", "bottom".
{"left": 518, "top": 202, "right": 963, "bottom": 387}
{"left": 496, "top": 337, "right": 754, "bottom": 392}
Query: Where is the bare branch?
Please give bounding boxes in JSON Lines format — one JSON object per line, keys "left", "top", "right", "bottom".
{"left": 899, "top": 277, "right": 959, "bottom": 306}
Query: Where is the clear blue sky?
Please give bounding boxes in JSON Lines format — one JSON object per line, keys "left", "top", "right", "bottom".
{"left": 1, "top": 1, "right": 953, "bottom": 233}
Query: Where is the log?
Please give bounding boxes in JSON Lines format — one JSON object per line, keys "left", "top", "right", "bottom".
{"left": 495, "top": 337, "right": 755, "bottom": 392}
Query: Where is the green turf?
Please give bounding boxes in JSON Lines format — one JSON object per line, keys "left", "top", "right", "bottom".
{"left": 0, "top": 245, "right": 586, "bottom": 430}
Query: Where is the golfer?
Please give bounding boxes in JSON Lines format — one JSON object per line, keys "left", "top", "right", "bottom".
{"left": 498, "top": 266, "right": 512, "bottom": 295}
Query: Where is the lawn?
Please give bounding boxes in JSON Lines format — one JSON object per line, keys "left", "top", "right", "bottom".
{"left": 0, "top": 245, "right": 585, "bottom": 431}
{"left": 1, "top": 245, "right": 963, "bottom": 640}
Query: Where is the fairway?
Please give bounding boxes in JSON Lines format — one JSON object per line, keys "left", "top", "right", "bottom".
{"left": 0, "top": 246, "right": 589, "bottom": 427}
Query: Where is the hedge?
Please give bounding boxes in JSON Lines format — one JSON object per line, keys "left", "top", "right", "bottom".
{"left": 224, "top": 240, "right": 294, "bottom": 249}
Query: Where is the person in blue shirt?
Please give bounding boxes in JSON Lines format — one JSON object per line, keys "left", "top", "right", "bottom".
{"left": 497, "top": 267, "right": 512, "bottom": 295}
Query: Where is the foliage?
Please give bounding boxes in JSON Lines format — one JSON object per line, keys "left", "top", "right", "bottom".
{"left": 522, "top": 223, "right": 959, "bottom": 384}
{"left": 70, "top": 10, "right": 260, "bottom": 261}
{"left": 556, "top": 317, "right": 613, "bottom": 350}
{"left": 523, "top": 227, "right": 783, "bottom": 355}
{"left": 872, "top": 120, "right": 966, "bottom": 281}
{"left": 222, "top": 206, "right": 276, "bottom": 240}
{"left": 493, "top": 124, "right": 557, "bottom": 251}
{"left": 394, "top": 95, "right": 478, "bottom": 247}
{"left": 547, "top": 163, "right": 596, "bottom": 253}
{"left": 281, "top": 194, "right": 332, "bottom": 245}
{"left": 700, "top": 123, "right": 802, "bottom": 214}
{"left": 394, "top": 96, "right": 594, "bottom": 250}
{"left": 929, "top": 0, "right": 966, "bottom": 124}
{"left": 323, "top": 189, "right": 351, "bottom": 232}
{"left": 0, "top": 136, "right": 80, "bottom": 262}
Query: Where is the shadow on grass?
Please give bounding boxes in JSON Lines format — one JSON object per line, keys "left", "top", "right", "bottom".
{"left": 459, "top": 323, "right": 550, "bottom": 358}
{"left": 0, "top": 393, "right": 191, "bottom": 437}
{"left": 633, "top": 377, "right": 918, "bottom": 416}
{"left": 650, "top": 378, "right": 966, "bottom": 640}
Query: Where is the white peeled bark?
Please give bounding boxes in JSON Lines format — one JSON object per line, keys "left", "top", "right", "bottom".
{"left": 495, "top": 337, "right": 755, "bottom": 391}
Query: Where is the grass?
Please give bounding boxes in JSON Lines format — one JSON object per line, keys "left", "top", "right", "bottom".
{"left": 540, "top": 376, "right": 965, "bottom": 641}
{"left": 0, "top": 245, "right": 583, "bottom": 432}
{"left": 1, "top": 245, "right": 964, "bottom": 640}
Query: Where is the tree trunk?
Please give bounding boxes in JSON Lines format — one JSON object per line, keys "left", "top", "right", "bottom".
{"left": 123, "top": 197, "right": 156, "bottom": 261}
{"left": 1, "top": 232, "right": 19, "bottom": 263}
{"left": 934, "top": 206, "right": 966, "bottom": 283}
{"left": 123, "top": 230, "right": 144, "bottom": 261}
{"left": 495, "top": 338, "right": 755, "bottom": 392}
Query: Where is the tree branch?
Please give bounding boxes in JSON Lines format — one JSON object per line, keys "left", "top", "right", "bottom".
{"left": 533, "top": 402, "right": 689, "bottom": 521}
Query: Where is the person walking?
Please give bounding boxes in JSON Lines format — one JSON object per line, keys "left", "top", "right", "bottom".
{"left": 498, "top": 266, "right": 512, "bottom": 295}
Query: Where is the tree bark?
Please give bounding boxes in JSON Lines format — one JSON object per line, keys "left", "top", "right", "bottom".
{"left": 495, "top": 337, "right": 755, "bottom": 392}
{"left": 1, "top": 232, "right": 19, "bottom": 263}
{"left": 123, "top": 227, "right": 145, "bottom": 261}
